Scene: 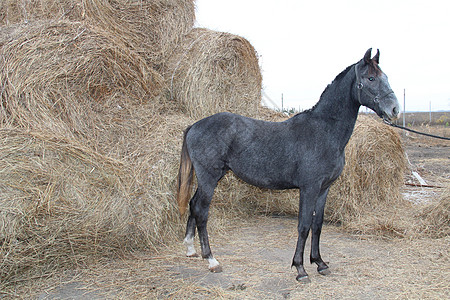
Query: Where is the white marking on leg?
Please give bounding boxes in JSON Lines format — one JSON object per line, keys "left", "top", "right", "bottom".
{"left": 208, "top": 257, "right": 219, "bottom": 269}
{"left": 208, "top": 257, "right": 222, "bottom": 272}
{"left": 183, "top": 236, "right": 197, "bottom": 257}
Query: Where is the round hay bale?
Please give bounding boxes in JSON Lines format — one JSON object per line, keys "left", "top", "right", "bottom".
{"left": 0, "top": 21, "right": 164, "bottom": 152}
{"left": 164, "top": 28, "right": 262, "bottom": 120}
{"left": 326, "top": 115, "right": 409, "bottom": 235}
{"left": 0, "top": 0, "right": 196, "bottom": 68}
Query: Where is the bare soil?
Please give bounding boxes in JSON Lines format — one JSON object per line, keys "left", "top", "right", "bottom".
{"left": 7, "top": 126, "right": 450, "bottom": 299}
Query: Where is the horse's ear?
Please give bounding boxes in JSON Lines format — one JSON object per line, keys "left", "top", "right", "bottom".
{"left": 373, "top": 49, "right": 380, "bottom": 64}
{"left": 363, "top": 48, "right": 372, "bottom": 64}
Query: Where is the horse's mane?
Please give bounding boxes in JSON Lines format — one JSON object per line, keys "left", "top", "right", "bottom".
{"left": 292, "top": 58, "right": 382, "bottom": 117}
{"left": 296, "top": 63, "right": 356, "bottom": 116}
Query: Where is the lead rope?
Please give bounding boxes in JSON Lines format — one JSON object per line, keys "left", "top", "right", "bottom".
{"left": 383, "top": 120, "right": 450, "bottom": 141}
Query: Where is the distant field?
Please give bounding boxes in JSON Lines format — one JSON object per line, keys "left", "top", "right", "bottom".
{"left": 360, "top": 111, "right": 449, "bottom": 126}
{"left": 394, "top": 111, "right": 449, "bottom": 126}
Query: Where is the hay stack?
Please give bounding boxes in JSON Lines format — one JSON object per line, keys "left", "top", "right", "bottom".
{"left": 164, "top": 28, "right": 262, "bottom": 119}
{"left": 0, "top": 21, "right": 163, "bottom": 155}
{"left": 0, "top": 113, "right": 195, "bottom": 282}
{"left": 0, "top": 129, "right": 130, "bottom": 282}
{"left": 326, "top": 116, "right": 409, "bottom": 235}
{"left": 0, "top": 0, "right": 196, "bottom": 68}
{"left": 0, "top": 21, "right": 180, "bottom": 282}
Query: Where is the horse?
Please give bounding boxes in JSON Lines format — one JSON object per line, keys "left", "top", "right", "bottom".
{"left": 176, "top": 48, "right": 400, "bottom": 282}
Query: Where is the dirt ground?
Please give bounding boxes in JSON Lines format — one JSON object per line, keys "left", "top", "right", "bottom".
{"left": 7, "top": 126, "right": 450, "bottom": 299}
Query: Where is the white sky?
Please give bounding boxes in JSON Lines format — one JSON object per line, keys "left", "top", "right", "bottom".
{"left": 195, "top": 0, "right": 450, "bottom": 112}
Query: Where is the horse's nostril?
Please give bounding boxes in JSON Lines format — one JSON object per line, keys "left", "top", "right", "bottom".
{"left": 393, "top": 106, "right": 399, "bottom": 116}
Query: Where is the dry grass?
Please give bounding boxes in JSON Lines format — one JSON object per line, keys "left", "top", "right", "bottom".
{"left": 0, "top": 0, "right": 196, "bottom": 68}
{"left": 164, "top": 28, "right": 262, "bottom": 119}
{"left": 5, "top": 217, "right": 449, "bottom": 299}
{"left": 0, "top": 114, "right": 193, "bottom": 284}
{"left": 0, "top": 20, "right": 184, "bottom": 284}
{"left": 418, "top": 186, "right": 450, "bottom": 238}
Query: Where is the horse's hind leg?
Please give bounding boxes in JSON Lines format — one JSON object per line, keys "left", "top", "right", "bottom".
{"left": 190, "top": 177, "right": 222, "bottom": 272}
{"left": 184, "top": 213, "right": 198, "bottom": 257}
{"left": 310, "top": 188, "right": 330, "bottom": 275}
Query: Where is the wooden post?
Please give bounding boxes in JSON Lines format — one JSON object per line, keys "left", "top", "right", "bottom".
{"left": 403, "top": 89, "right": 406, "bottom": 128}
{"left": 429, "top": 101, "right": 432, "bottom": 125}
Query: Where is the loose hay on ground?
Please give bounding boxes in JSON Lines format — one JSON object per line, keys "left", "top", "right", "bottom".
{"left": 164, "top": 28, "right": 262, "bottom": 119}
{"left": 418, "top": 186, "right": 450, "bottom": 238}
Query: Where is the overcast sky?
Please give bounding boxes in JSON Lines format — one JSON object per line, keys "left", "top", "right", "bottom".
{"left": 195, "top": 0, "right": 450, "bottom": 112}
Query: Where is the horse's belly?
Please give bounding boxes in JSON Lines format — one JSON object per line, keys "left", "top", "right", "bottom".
{"left": 230, "top": 168, "right": 297, "bottom": 190}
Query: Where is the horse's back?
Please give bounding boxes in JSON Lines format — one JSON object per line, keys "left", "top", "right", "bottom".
{"left": 186, "top": 112, "right": 299, "bottom": 188}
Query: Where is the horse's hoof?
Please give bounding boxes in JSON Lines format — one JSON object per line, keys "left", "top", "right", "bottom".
{"left": 186, "top": 253, "right": 199, "bottom": 258}
{"left": 296, "top": 275, "right": 311, "bottom": 283}
{"left": 209, "top": 265, "right": 223, "bottom": 273}
{"left": 318, "top": 267, "right": 331, "bottom": 276}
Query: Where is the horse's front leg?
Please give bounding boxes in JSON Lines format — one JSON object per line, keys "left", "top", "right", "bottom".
{"left": 310, "top": 187, "right": 331, "bottom": 275}
{"left": 292, "top": 187, "right": 318, "bottom": 283}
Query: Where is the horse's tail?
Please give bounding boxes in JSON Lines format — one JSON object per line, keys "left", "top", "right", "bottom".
{"left": 176, "top": 126, "right": 194, "bottom": 216}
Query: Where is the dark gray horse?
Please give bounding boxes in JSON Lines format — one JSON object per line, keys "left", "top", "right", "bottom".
{"left": 176, "top": 49, "right": 399, "bottom": 282}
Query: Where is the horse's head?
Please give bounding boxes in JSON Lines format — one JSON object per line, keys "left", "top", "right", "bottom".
{"left": 354, "top": 48, "right": 400, "bottom": 121}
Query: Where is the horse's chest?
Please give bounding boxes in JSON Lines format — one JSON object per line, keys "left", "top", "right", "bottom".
{"left": 324, "top": 154, "right": 345, "bottom": 184}
{"left": 306, "top": 149, "right": 345, "bottom": 184}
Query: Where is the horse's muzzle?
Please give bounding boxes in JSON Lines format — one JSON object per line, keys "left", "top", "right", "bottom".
{"left": 379, "top": 95, "right": 400, "bottom": 122}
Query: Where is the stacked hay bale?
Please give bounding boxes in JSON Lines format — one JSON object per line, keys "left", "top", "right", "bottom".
{"left": 0, "top": 0, "right": 196, "bottom": 69}
{"left": 0, "top": 21, "right": 163, "bottom": 144}
{"left": 0, "top": 20, "right": 163, "bottom": 283}
{"left": 164, "top": 28, "right": 262, "bottom": 119}
{"left": 0, "top": 129, "right": 130, "bottom": 281}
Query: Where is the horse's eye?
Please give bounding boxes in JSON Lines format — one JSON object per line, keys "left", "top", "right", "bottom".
{"left": 368, "top": 77, "right": 375, "bottom": 82}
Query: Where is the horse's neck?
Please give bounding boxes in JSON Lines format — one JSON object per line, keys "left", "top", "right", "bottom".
{"left": 309, "top": 69, "right": 360, "bottom": 150}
